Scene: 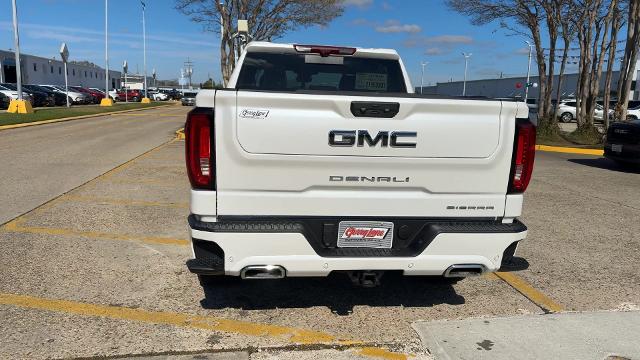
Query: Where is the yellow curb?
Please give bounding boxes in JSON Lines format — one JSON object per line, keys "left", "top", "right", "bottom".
{"left": 0, "top": 103, "right": 177, "bottom": 132}
{"left": 175, "top": 127, "right": 185, "bottom": 140}
{"left": 536, "top": 145, "right": 603, "bottom": 156}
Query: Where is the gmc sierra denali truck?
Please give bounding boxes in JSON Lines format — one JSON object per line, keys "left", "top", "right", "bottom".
{"left": 185, "top": 42, "right": 535, "bottom": 287}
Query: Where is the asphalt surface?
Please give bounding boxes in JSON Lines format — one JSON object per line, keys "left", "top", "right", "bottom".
{"left": 0, "top": 105, "right": 184, "bottom": 224}
{"left": 0, "top": 108, "right": 638, "bottom": 359}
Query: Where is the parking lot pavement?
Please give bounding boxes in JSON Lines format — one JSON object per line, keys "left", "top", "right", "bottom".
{"left": 0, "top": 105, "right": 187, "bottom": 224}
{"left": 0, "top": 118, "right": 638, "bottom": 359}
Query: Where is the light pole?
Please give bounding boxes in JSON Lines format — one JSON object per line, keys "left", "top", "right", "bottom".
{"left": 123, "top": 60, "right": 128, "bottom": 103}
{"left": 462, "top": 52, "right": 472, "bottom": 96}
{"left": 9, "top": 0, "right": 32, "bottom": 113}
{"left": 101, "top": 0, "right": 113, "bottom": 106}
{"left": 141, "top": 1, "right": 150, "bottom": 102}
{"left": 524, "top": 40, "right": 534, "bottom": 102}
{"left": 60, "top": 43, "right": 70, "bottom": 108}
{"left": 420, "top": 61, "right": 428, "bottom": 94}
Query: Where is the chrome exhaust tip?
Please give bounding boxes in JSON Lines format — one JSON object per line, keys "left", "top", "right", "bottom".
{"left": 240, "top": 265, "right": 286, "bottom": 280}
{"left": 444, "top": 264, "right": 486, "bottom": 278}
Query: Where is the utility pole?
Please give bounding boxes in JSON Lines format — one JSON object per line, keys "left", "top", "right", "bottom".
{"left": 524, "top": 40, "right": 534, "bottom": 102}
{"left": 141, "top": 1, "right": 149, "bottom": 102}
{"left": 462, "top": 52, "right": 472, "bottom": 96}
{"left": 184, "top": 58, "right": 193, "bottom": 89}
{"left": 420, "top": 61, "right": 428, "bottom": 94}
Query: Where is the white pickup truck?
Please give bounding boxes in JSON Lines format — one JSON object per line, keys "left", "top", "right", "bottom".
{"left": 185, "top": 42, "right": 535, "bottom": 287}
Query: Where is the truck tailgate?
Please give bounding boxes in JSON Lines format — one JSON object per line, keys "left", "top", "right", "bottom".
{"left": 214, "top": 90, "right": 520, "bottom": 218}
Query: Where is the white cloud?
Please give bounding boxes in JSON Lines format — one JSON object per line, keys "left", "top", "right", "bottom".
{"left": 342, "top": 0, "right": 373, "bottom": 8}
{"left": 424, "top": 35, "right": 473, "bottom": 44}
{"left": 425, "top": 48, "right": 445, "bottom": 56}
{"left": 375, "top": 23, "right": 421, "bottom": 33}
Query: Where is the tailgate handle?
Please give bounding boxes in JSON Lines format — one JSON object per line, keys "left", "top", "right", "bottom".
{"left": 350, "top": 101, "right": 399, "bottom": 118}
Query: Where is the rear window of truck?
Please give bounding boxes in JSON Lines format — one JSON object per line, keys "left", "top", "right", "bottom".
{"left": 236, "top": 52, "right": 407, "bottom": 93}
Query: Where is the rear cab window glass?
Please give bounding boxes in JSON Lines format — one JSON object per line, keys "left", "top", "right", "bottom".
{"left": 236, "top": 52, "right": 407, "bottom": 93}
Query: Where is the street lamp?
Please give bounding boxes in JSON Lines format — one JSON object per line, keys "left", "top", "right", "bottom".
{"left": 462, "top": 52, "right": 472, "bottom": 96}
{"left": 8, "top": 0, "right": 33, "bottom": 114}
{"left": 101, "top": 0, "right": 113, "bottom": 106}
{"left": 420, "top": 61, "right": 428, "bottom": 94}
{"left": 141, "top": 1, "right": 150, "bottom": 103}
{"left": 524, "top": 40, "right": 534, "bottom": 102}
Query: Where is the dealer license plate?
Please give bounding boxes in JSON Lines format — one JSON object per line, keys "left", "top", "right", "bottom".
{"left": 337, "top": 221, "right": 394, "bottom": 249}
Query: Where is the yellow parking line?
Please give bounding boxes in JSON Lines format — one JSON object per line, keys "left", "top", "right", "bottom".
{"left": 536, "top": 145, "right": 603, "bottom": 156}
{"left": 176, "top": 128, "right": 185, "bottom": 140}
{"left": 61, "top": 195, "right": 189, "bottom": 209}
{"left": 495, "top": 272, "right": 564, "bottom": 313}
{"left": 0, "top": 292, "right": 411, "bottom": 360}
{"left": 2, "top": 218, "right": 189, "bottom": 246}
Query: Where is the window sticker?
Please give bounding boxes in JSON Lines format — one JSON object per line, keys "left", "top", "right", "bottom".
{"left": 355, "top": 73, "right": 388, "bottom": 91}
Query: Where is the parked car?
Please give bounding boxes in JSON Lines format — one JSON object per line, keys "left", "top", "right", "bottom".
{"left": 626, "top": 105, "right": 640, "bottom": 120}
{"left": 89, "top": 88, "right": 120, "bottom": 101}
{"left": 181, "top": 91, "right": 197, "bottom": 106}
{"left": 1, "top": 83, "right": 52, "bottom": 107}
{"left": 159, "top": 88, "right": 182, "bottom": 100}
{"left": 70, "top": 86, "right": 103, "bottom": 104}
{"left": 555, "top": 100, "right": 612, "bottom": 123}
{"left": 117, "top": 89, "right": 143, "bottom": 102}
{"left": 604, "top": 120, "right": 640, "bottom": 165}
{"left": 0, "top": 92, "right": 9, "bottom": 110}
{"left": 25, "top": 84, "right": 65, "bottom": 106}
{"left": 149, "top": 91, "right": 169, "bottom": 101}
{"left": 184, "top": 41, "right": 534, "bottom": 287}
{"left": 41, "top": 85, "right": 89, "bottom": 105}
{"left": 0, "top": 84, "right": 33, "bottom": 105}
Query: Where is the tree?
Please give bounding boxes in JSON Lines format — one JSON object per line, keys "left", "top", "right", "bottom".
{"left": 175, "top": 0, "right": 344, "bottom": 85}
{"left": 615, "top": 0, "right": 640, "bottom": 121}
{"left": 552, "top": 0, "right": 578, "bottom": 119}
{"left": 602, "top": 0, "right": 623, "bottom": 128}
{"left": 445, "top": 0, "right": 556, "bottom": 134}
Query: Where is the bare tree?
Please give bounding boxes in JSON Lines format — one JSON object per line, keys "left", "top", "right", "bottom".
{"left": 175, "top": 0, "right": 344, "bottom": 85}
{"left": 615, "top": 0, "right": 640, "bottom": 121}
{"left": 602, "top": 0, "right": 623, "bottom": 128}
{"left": 554, "top": 0, "right": 578, "bottom": 116}
{"left": 446, "top": 0, "right": 556, "bottom": 133}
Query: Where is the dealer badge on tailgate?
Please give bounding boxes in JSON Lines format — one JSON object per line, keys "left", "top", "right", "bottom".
{"left": 337, "top": 221, "right": 394, "bottom": 249}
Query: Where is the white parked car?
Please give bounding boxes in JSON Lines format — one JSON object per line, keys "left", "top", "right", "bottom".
{"left": 89, "top": 88, "right": 120, "bottom": 101}
{"left": 0, "top": 84, "right": 33, "bottom": 104}
{"left": 184, "top": 42, "right": 534, "bottom": 288}
{"left": 556, "top": 100, "right": 612, "bottom": 123}
{"left": 626, "top": 106, "right": 640, "bottom": 120}
{"left": 150, "top": 91, "right": 169, "bottom": 101}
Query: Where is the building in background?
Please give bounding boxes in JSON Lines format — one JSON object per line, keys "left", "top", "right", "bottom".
{"left": 0, "top": 50, "right": 121, "bottom": 89}
{"left": 418, "top": 60, "right": 640, "bottom": 101}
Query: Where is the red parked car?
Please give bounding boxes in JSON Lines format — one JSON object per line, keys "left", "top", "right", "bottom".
{"left": 71, "top": 86, "right": 104, "bottom": 104}
{"left": 116, "top": 89, "right": 143, "bottom": 102}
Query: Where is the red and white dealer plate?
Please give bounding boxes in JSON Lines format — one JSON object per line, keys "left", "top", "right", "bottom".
{"left": 337, "top": 221, "right": 394, "bottom": 249}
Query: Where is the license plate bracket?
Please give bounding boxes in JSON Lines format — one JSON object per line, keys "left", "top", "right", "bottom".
{"left": 337, "top": 221, "right": 394, "bottom": 248}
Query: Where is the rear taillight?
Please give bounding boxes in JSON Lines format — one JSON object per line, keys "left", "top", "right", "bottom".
{"left": 508, "top": 119, "right": 536, "bottom": 193}
{"left": 294, "top": 44, "right": 357, "bottom": 57}
{"left": 185, "top": 108, "right": 214, "bottom": 189}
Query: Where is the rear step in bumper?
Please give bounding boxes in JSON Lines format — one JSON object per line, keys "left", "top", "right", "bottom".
{"left": 187, "top": 215, "right": 528, "bottom": 277}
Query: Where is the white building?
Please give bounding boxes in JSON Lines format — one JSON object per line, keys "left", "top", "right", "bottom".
{"left": 0, "top": 50, "right": 121, "bottom": 89}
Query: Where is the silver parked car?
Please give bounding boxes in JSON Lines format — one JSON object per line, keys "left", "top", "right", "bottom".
{"left": 181, "top": 91, "right": 198, "bottom": 106}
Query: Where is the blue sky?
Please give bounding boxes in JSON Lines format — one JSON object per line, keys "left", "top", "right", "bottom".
{"left": 0, "top": 0, "right": 572, "bottom": 85}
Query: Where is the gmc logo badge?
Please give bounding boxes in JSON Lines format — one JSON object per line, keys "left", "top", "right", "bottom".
{"left": 329, "top": 130, "right": 417, "bottom": 148}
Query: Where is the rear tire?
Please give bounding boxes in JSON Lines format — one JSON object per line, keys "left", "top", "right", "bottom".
{"left": 560, "top": 112, "right": 573, "bottom": 123}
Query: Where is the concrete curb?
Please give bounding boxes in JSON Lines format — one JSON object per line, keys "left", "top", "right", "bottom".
{"left": 536, "top": 144, "right": 604, "bottom": 156}
{"left": 0, "top": 103, "right": 177, "bottom": 132}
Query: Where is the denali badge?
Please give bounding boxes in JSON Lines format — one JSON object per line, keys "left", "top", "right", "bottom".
{"left": 329, "top": 130, "right": 417, "bottom": 148}
{"left": 330, "top": 176, "right": 409, "bottom": 183}
{"left": 239, "top": 109, "right": 269, "bottom": 119}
